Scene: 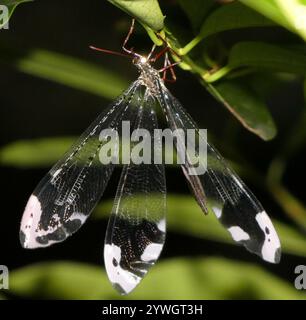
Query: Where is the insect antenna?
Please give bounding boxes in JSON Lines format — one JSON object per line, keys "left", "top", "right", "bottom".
{"left": 90, "top": 18, "right": 181, "bottom": 83}
{"left": 122, "top": 18, "right": 137, "bottom": 55}
{"left": 89, "top": 46, "right": 131, "bottom": 58}
{"left": 90, "top": 19, "right": 142, "bottom": 59}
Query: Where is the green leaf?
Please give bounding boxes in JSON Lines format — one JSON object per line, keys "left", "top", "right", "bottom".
{"left": 203, "top": 42, "right": 306, "bottom": 82}
{"left": 177, "top": 0, "right": 215, "bottom": 30}
{"left": 228, "top": 42, "right": 306, "bottom": 75}
{"left": 106, "top": 0, "right": 164, "bottom": 31}
{"left": 0, "top": 137, "right": 75, "bottom": 168}
{"left": 9, "top": 259, "right": 306, "bottom": 299}
{"left": 0, "top": 47, "right": 129, "bottom": 99}
{"left": 95, "top": 194, "right": 306, "bottom": 259}
{"left": 181, "top": 2, "right": 275, "bottom": 54}
{"left": 274, "top": 0, "right": 306, "bottom": 41}
{"left": 205, "top": 80, "right": 276, "bottom": 141}
{"left": 200, "top": 2, "right": 275, "bottom": 39}
{"left": 239, "top": 0, "right": 306, "bottom": 41}
{"left": 0, "top": 0, "right": 32, "bottom": 29}
{"left": 238, "top": 0, "right": 290, "bottom": 28}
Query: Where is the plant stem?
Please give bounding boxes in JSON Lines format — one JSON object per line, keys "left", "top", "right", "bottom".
{"left": 203, "top": 66, "right": 232, "bottom": 82}
{"left": 179, "top": 34, "right": 204, "bottom": 55}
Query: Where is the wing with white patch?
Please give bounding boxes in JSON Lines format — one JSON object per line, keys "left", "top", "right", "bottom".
{"left": 104, "top": 88, "right": 166, "bottom": 295}
{"left": 158, "top": 82, "right": 281, "bottom": 264}
{"left": 20, "top": 82, "right": 141, "bottom": 249}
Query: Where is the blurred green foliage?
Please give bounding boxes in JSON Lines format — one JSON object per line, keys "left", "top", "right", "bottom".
{"left": 0, "top": 47, "right": 129, "bottom": 98}
{"left": 178, "top": 2, "right": 276, "bottom": 53}
{"left": 9, "top": 258, "right": 306, "bottom": 299}
{"left": 240, "top": 0, "right": 306, "bottom": 41}
{"left": 1, "top": 0, "right": 306, "bottom": 300}
{"left": 0, "top": 137, "right": 76, "bottom": 167}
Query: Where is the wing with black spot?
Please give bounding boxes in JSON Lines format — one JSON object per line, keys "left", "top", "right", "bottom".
{"left": 158, "top": 82, "right": 281, "bottom": 264}
{"left": 104, "top": 88, "right": 166, "bottom": 295}
{"left": 20, "top": 82, "right": 141, "bottom": 248}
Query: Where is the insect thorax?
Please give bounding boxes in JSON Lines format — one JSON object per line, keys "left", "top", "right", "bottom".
{"left": 134, "top": 59, "right": 161, "bottom": 96}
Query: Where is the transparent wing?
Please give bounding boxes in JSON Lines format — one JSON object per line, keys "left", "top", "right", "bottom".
{"left": 20, "top": 82, "right": 140, "bottom": 249}
{"left": 104, "top": 87, "right": 166, "bottom": 295}
{"left": 158, "top": 81, "right": 281, "bottom": 264}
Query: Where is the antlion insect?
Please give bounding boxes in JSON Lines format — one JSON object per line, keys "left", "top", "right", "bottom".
{"left": 20, "top": 20, "right": 281, "bottom": 295}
